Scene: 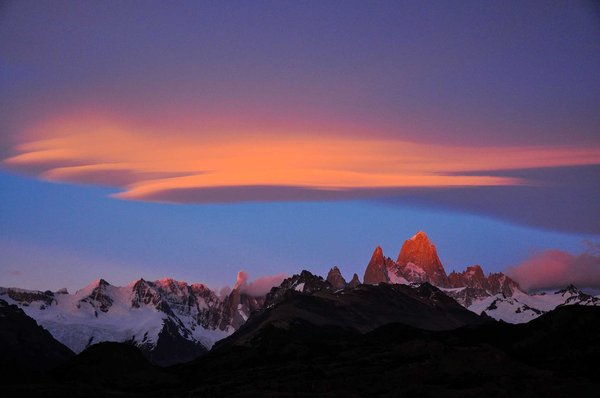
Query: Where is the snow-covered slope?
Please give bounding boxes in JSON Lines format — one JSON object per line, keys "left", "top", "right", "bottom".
{"left": 0, "top": 278, "right": 249, "bottom": 364}
{"left": 468, "top": 285, "right": 600, "bottom": 323}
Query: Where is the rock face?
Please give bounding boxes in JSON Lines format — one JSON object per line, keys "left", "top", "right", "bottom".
{"left": 445, "top": 266, "right": 520, "bottom": 306}
{"left": 80, "top": 278, "right": 114, "bottom": 314}
{"left": 326, "top": 266, "right": 347, "bottom": 290}
{"left": 448, "top": 265, "right": 486, "bottom": 289}
{"left": 363, "top": 246, "right": 392, "bottom": 285}
{"left": 264, "top": 270, "right": 331, "bottom": 307}
{"left": 219, "top": 286, "right": 264, "bottom": 330}
{"left": 395, "top": 231, "right": 448, "bottom": 287}
{"left": 360, "top": 232, "right": 523, "bottom": 312}
{"left": 348, "top": 273, "right": 361, "bottom": 288}
{"left": 486, "top": 273, "right": 520, "bottom": 296}
{"left": 448, "top": 265, "right": 518, "bottom": 295}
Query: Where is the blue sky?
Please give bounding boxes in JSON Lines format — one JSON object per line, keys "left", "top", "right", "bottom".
{"left": 1, "top": 1, "right": 599, "bottom": 291}
{"left": 1, "top": 170, "right": 596, "bottom": 292}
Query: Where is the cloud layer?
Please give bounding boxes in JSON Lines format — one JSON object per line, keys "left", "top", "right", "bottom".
{"left": 506, "top": 246, "right": 600, "bottom": 291}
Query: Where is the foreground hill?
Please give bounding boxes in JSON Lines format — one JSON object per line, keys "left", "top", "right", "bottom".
{"left": 177, "top": 305, "right": 600, "bottom": 397}
{"left": 0, "top": 299, "right": 74, "bottom": 383}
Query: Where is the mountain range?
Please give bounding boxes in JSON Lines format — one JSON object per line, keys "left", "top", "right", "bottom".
{"left": 1, "top": 231, "right": 599, "bottom": 367}
{"left": 3, "top": 273, "right": 600, "bottom": 396}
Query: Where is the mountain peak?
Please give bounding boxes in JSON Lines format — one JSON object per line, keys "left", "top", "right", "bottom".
{"left": 371, "top": 246, "right": 384, "bottom": 261}
{"left": 464, "top": 265, "right": 485, "bottom": 279}
{"left": 326, "top": 266, "right": 347, "bottom": 290}
{"left": 556, "top": 284, "right": 580, "bottom": 295}
{"left": 264, "top": 270, "right": 330, "bottom": 306}
{"left": 397, "top": 232, "right": 448, "bottom": 286}
{"left": 348, "top": 273, "right": 361, "bottom": 288}
{"left": 364, "top": 246, "right": 391, "bottom": 285}
{"left": 76, "top": 278, "right": 111, "bottom": 298}
{"left": 411, "top": 231, "right": 431, "bottom": 242}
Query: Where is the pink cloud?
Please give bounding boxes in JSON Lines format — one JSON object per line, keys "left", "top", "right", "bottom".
{"left": 234, "top": 270, "right": 287, "bottom": 296}
{"left": 506, "top": 246, "right": 600, "bottom": 291}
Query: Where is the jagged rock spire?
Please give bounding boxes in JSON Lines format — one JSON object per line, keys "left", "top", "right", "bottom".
{"left": 348, "top": 273, "right": 361, "bottom": 288}
{"left": 326, "top": 266, "right": 347, "bottom": 290}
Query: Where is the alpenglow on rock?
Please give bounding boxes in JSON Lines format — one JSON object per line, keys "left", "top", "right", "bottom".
{"left": 394, "top": 231, "right": 449, "bottom": 287}
{"left": 361, "top": 231, "right": 525, "bottom": 313}
{"left": 363, "top": 246, "right": 392, "bottom": 285}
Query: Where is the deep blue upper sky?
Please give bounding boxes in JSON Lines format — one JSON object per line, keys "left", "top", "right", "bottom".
{"left": 0, "top": 1, "right": 599, "bottom": 291}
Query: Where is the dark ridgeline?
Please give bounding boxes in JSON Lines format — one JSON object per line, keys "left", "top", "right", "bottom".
{"left": 0, "top": 299, "right": 74, "bottom": 383}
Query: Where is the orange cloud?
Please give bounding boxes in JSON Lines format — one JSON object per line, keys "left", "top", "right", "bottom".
{"left": 3, "top": 116, "right": 600, "bottom": 203}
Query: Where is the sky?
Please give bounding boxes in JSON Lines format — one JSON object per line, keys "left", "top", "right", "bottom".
{"left": 1, "top": 0, "right": 599, "bottom": 292}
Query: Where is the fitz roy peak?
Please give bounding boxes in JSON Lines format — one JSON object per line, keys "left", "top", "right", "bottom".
{"left": 363, "top": 232, "right": 518, "bottom": 295}
{"left": 395, "top": 231, "right": 449, "bottom": 287}
{"left": 361, "top": 231, "right": 598, "bottom": 322}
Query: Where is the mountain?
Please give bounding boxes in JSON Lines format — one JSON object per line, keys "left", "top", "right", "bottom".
{"left": 373, "top": 231, "right": 519, "bottom": 299}
{"left": 5, "top": 290, "right": 600, "bottom": 396}
{"left": 469, "top": 284, "right": 600, "bottom": 323}
{"left": 0, "top": 298, "right": 74, "bottom": 381}
{"left": 348, "top": 272, "right": 361, "bottom": 288}
{"left": 361, "top": 232, "right": 521, "bottom": 316}
{"left": 393, "top": 231, "right": 449, "bottom": 286}
{"left": 2, "top": 229, "right": 598, "bottom": 368}
{"left": 326, "top": 266, "right": 347, "bottom": 290}
{"left": 0, "top": 277, "right": 252, "bottom": 366}
{"left": 363, "top": 246, "right": 392, "bottom": 284}
{"left": 264, "top": 270, "right": 332, "bottom": 306}
{"left": 217, "top": 270, "right": 486, "bottom": 348}
{"left": 360, "top": 231, "right": 600, "bottom": 324}
{"left": 218, "top": 274, "right": 265, "bottom": 330}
